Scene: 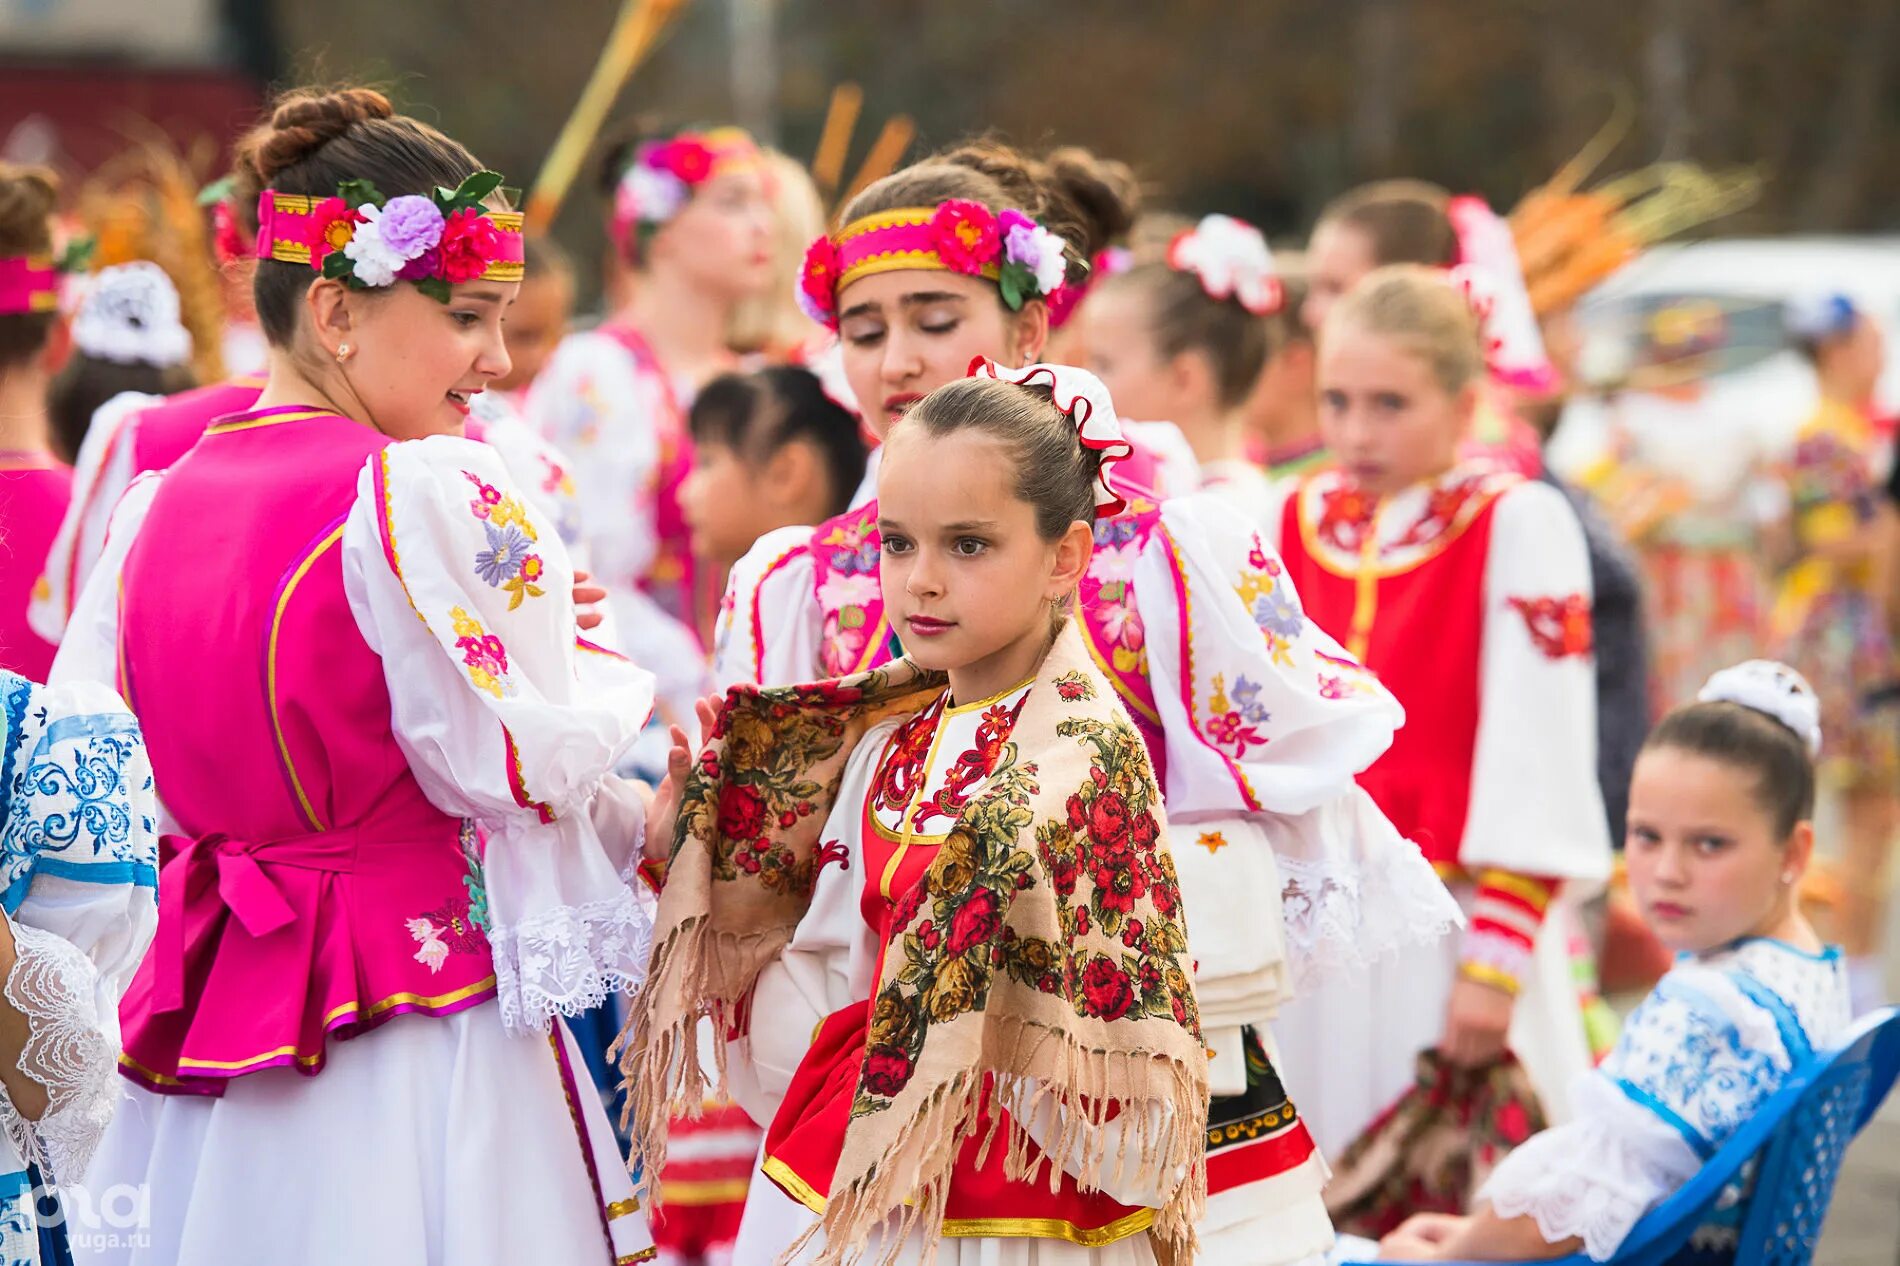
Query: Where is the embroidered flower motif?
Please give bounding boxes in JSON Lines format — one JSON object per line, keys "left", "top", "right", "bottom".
{"left": 929, "top": 199, "right": 1001, "bottom": 275}
{"left": 407, "top": 917, "right": 450, "bottom": 973}
{"left": 1317, "top": 674, "right": 1347, "bottom": 700}
{"left": 1055, "top": 671, "right": 1095, "bottom": 702}
{"left": 1206, "top": 673, "right": 1270, "bottom": 758}
{"left": 1508, "top": 593, "right": 1594, "bottom": 660}
{"left": 1198, "top": 831, "right": 1228, "bottom": 854}
{"left": 475, "top": 523, "right": 532, "bottom": 586}
{"left": 1252, "top": 588, "right": 1305, "bottom": 638}
{"left": 462, "top": 471, "right": 540, "bottom": 537}
{"left": 452, "top": 606, "right": 513, "bottom": 698}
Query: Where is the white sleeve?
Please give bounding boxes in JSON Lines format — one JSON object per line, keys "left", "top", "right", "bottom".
{"left": 339, "top": 436, "right": 658, "bottom": 1034}
{"left": 0, "top": 678, "right": 159, "bottom": 1183}
{"left": 725, "top": 728, "right": 886, "bottom": 1125}
{"left": 473, "top": 397, "right": 590, "bottom": 557}
{"left": 30, "top": 392, "right": 155, "bottom": 644}
{"left": 523, "top": 332, "right": 663, "bottom": 596}
{"left": 1463, "top": 481, "right": 1612, "bottom": 884}
{"left": 47, "top": 472, "right": 164, "bottom": 695}
{"left": 712, "top": 525, "right": 823, "bottom": 690}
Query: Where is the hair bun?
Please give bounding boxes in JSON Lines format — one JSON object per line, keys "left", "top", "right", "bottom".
{"left": 1698, "top": 660, "right": 1823, "bottom": 757}
{"left": 244, "top": 87, "right": 395, "bottom": 184}
{"left": 0, "top": 164, "right": 60, "bottom": 255}
{"left": 1045, "top": 147, "right": 1139, "bottom": 260}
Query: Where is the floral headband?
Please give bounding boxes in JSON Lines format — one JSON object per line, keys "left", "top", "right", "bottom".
{"left": 612, "top": 127, "right": 760, "bottom": 249}
{"left": 255, "top": 170, "right": 525, "bottom": 303}
{"left": 798, "top": 199, "right": 1074, "bottom": 332}
{"left": 0, "top": 237, "right": 92, "bottom": 317}
{"left": 1168, "top": 214, "right": 1282, "bottom": 315}
{"left": 967, "top": 356, "right": 1133, "bottom": 516}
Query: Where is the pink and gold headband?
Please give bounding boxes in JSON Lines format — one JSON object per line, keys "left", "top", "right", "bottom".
{"left": 798, "top": 198, "right": 1074, "bottom": 331}
{"left": 0, "top": 256, "right": 59, "bottom": 316}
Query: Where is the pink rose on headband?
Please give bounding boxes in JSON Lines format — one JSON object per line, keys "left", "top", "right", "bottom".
{"left": 929, "top": 200, "right": 1000, "bottom": 275}
{"left": 797, "top": 235, "right": 840, "bottom": 329}
{"left": 439, "top": 207, "right": 504, "bottom": 284}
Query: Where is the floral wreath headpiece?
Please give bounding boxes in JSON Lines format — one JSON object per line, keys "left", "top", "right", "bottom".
{"left": 0, "top": 236, "right": 93, "bottom": 317}
{"left": 1699, "top": 659, "right": 1823, "bottom": 758}
{"left": 255, "top": 170, "right": 525, "bottom": 303}
{"left": 1167, "top": 214, "right": 1283, "bottom": 315}
{"left": 612, "top": 127, "right": 760, "bottom": 251}
{"left": 966, "top": 356, "right": 1133, "bottom": 516}
{"left": 798, "top": 199, "right": 1074, "bottom": 333}
{"left": 71, "top": 261, "right": 193, "bottom": 367}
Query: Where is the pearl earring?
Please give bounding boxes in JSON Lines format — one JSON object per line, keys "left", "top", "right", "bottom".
{"left": 336, "top": 343, "right": 353, "bottom": 363}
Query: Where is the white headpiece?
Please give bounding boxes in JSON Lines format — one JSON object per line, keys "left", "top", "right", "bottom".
{"left": 1446, "top": 196, "right": 1558, "bottom": 394}
{"left": 966, "top": 357, "right": 1134, "bottom": 514}
{"left": 1167, "top": 214, "right": 1282, "bottom": 315}
{"left": 1698, "top": 660, "right": 1823, "bottom": 757}
{"left": 70, "top": 262, "right": 192, "bottom": 368}
{"left": 1783, "top": 292, "right": 1858, "bottom": 344}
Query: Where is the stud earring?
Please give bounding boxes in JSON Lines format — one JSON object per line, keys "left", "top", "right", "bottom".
{"left": 336, "top": 343, "right": 353, "bottom": 363}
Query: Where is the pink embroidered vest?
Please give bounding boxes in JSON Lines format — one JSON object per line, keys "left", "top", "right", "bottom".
{"left": 115, "top": 405, "right": 495, "bottom": 1096}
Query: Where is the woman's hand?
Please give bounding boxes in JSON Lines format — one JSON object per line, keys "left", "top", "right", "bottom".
{"left": 573, "top": 569, "right": 608, "bottom": 632}
{"left": 1439, "top": 974, "right": 1515, "bottom": 1068}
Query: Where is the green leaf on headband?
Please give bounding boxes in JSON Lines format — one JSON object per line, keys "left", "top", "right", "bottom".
{"left": 53, "top": 236, "right": 95, "bottom": 275}
{"left": 321, "top": 251, "right": 357, "bottom": 282}
{"left": 414, "top": 275, "right": 452, "bottom": 304}
{"left": 196, "top": 175, "right": 237, "bottom": 208}
{"left": 438, "top": 170, "right": 505, "bottom": 213}
{"left": 337, "top": 178, "right": 385, "bottom": 210}
{"left": 998, "top": 261, "right": 1031, "bottom": 311}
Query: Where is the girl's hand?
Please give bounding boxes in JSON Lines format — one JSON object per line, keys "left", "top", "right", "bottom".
{"left": 1439, "top": 974, "right": 1515, "bottom": 1068}
{"left": 643, "top": 725, "right": 693, "bottom": 862}
{"left": 1380, "top": 1213, "right": 1467, "bottom": 1261}
{"left": 573, "top": 569, "right": 608, "bottom": 632}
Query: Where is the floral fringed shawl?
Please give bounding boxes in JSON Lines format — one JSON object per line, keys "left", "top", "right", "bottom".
{"left": 622, "top": 620, "right": 1208, "bottom": 1264}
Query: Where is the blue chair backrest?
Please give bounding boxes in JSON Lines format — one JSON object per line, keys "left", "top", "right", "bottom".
{"left": 1360, "top": 1007, "right": 1900, "bottom": 1266}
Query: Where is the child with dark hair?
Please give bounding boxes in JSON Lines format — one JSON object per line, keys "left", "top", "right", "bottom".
{"left": 683, "top": 364, "right": 866, "bottom": 574}
{"left": 1381, "top": 661, "right": 1851, "bottom": 1262}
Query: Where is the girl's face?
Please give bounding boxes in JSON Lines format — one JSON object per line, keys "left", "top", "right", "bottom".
{"left": 1825, "top": 314, "right": 1886, "bottom": 404}
{"left": 650, "top": 167, "right": 776, "bottom": 300}
{"left": 836, "top": 270, "right": 1046, "bottom": 440}
{"left": 1317, "top": 323, "right": 1470, "bottom": 496}
{"left": 324, "top": 280, "right": 517, "bottom": 441}
{"left": 876, "top": 424, "right": 1090, "bottom": 697}
{"left": 1624, "top": 745, "right": 1810, "bottom": 954}
{"left": 493, "top": 271, "right": 573, "bottom": 394}
{"left": 1303, "top": 220, "right": 1377, "bottom": 334}
{"left": 1084, "top": 285, "right": 1190, "bottom": 423}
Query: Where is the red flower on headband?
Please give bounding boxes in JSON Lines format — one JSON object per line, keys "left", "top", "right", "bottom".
{"left": 307, "top": 198, "right": 362, "bottom": 270}
{"left": 439, "top": 207, "right": 504, "bottom": 284}
{"left": 652, "top": 136, "right": 716, "bottom": 185}
{"left": 797, "top": 235, "right": 841, "bottom": 329}
{"left": 929, "top": 200, "right": 1000, "bottom": 275}
{"left": 212, "top": 201, "right": 250, "bottom": 267}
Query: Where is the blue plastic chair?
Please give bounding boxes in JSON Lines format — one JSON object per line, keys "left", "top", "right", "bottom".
{"left": 1364, "top": 1006, "right": 1900, "bottom": 1266}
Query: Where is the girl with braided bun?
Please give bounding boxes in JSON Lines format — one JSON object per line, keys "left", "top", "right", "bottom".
{"left": 710, "top": 142, "right": 1457, "bottom": 1262}
{"left": 56, "top": 87, "right": 660, "bottom": 1265}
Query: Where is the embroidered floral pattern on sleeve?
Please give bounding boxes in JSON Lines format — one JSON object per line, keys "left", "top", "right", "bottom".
{"left": 1083, "top": 514, "right": 1149, "bottom": 676}
{"left": 463, "top": 470, "right": 547, "bottom": 609}
{"left": 1205, "top": 674, "right": 1272, "bottom": 759}
{"left": 813, "top": 508, "right": 885, "bottom": 677}
{"left": 451, "top": 606, "right": 514, "bottom": 698}
{"left": 1236, "top": 540, "right": 1302, "bottom": 663}
{"left": 1507, "top": 593, "right": 1593, "bottom": 660}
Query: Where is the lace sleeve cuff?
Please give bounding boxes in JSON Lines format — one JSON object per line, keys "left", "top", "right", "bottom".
{"left": 0, "top": 917, "right": 118, "bottom": 1184}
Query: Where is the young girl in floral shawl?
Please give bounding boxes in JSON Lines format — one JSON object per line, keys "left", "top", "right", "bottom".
{"left": 626, "top": 364, "right": 1208, "bottom": 1264}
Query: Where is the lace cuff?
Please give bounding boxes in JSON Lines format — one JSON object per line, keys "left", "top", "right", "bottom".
{"left": 1278, "top": 835, "right": 1462, "bottom": 994}
{"left": 1480, "top": 1096, "right": 1700, "bottom": 1261}
{"left": 0, "top": 918, "right": 118, "bottom": 1184}
{"left": 488, "top": 892, "right": 654, "bottom": 1034}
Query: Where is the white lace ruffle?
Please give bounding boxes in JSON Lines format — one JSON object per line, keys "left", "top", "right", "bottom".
{"left": 1, "top": 919, "right": 118, "bottom": 1184}
{"left": 1278, "top": 837, "right": 1463, "bottom": 995}
{"left": 1480, "top": 1082, "right": 1702, "bottom": 1261}
{"left": 487, "top": 892, "right": 654, "bottom": 1035}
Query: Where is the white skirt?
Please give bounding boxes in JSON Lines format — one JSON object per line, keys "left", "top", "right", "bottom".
{"left": 74, "top": 1004, "right": 653, "bottom": 1266}
{"left": 1272, "top": 890, "right": 1592, "bottom": 1159}
{"left": 734, "top": 1185, "right": 1158, "bottom": 1265}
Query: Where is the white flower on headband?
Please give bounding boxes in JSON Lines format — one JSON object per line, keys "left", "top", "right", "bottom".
{"left": 617, "top": 164, "right": 688, "bottom": 232}
{"left": 1699, "top": 660, "right": 1823, "bottom": 757}
{"left": 1003, "top": 217, "right": 1070, "bottom": 297}
{"left": 70, "top": 262, "right": 192, "bottom": 368}
{"left": 1167, "top": 214, "right": 1282, "bottom": 315}
{"left": 967, "top": 357, "right": 1133, "bottom": 514}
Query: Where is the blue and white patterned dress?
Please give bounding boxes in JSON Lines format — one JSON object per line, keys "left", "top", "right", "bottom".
{"left": 1482, "top": 938, "right": 1852, "bottom": 1261}
{"left": 0, "top": 674, "right": 156, "bottom": 1266}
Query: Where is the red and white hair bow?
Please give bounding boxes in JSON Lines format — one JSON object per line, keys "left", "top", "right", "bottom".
{"left": 967, "top": 357, "right": 1134, "bottom": 515}
{"left": 1167, "top": 214, "right": 1283, "bottom": 315}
